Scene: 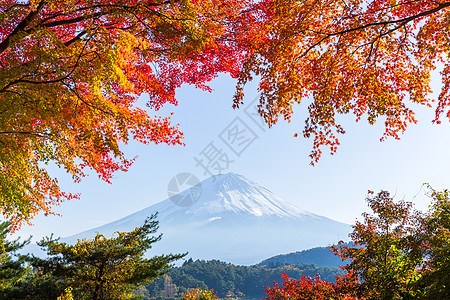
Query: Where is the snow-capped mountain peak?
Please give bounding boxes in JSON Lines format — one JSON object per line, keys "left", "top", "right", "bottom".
{"left": 62, "top": 173, "right": 350, "bottom": 265}
{"left": 177, "top": 172, "right": 313, "bottom": 219}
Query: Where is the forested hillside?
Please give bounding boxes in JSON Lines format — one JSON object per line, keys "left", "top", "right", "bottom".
{"left": 138, "top": 259, "right": 343, "bottom": 300}
{"left": 257, "top": 244, "right": 354, "bottom": 268}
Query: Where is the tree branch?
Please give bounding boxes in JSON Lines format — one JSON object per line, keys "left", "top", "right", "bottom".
{"left": 301, "top": 2, "right": 450, "bottom": 59}
{"left": 0, "top": 0, "right": 46, "bottom": 56}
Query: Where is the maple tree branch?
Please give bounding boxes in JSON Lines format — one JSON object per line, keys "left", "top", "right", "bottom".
{"left": 3, "top": 3, "right": 30, "bottom": 14}
{"left": 301, "top": 2, "right": 450, "bottom": 58}
{"left": 0, "top": 131, "right": 58, "bottom": 142}
{"left": 63, "top": 30, "right": 88, "bottom": 47}
{"left": 40, "top": 0, "right": 175, "bottom": 29}
{"left": 0, "top": 37, "right": 90, "bottom": 93}
{"left": 1, "top": 71, "right": 66, "bottom": 91}
{"left": 63, "top": 82, "right": 115, "bottom": 117}
{"left": 0, "top": 0, "right": 46, "bottom": 56}
{"left": 39, "top": 1, "right": 171, "bottom": 24}
{"left": 339, "top": 0, "right": 425, "bottom": 21}
{"left": 42, "top": 11, "right": 110, "bottom": 28}
{"left": 0, "top": 1, "right": 174, "bottom": 55}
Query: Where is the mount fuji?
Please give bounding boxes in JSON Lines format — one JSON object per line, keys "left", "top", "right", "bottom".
{"left": 63, "top": 173, "right": 351, "bottom": 265}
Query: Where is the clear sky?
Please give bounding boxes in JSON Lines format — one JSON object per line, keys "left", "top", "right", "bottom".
{"left": 13, "top": 71, "right": 450, "bottom": 241}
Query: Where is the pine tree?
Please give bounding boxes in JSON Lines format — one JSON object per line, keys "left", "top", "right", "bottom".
{"left": 28, "top": 214, "right": 185, "bottom": 300}
{"left": 0, "top": 222, "right": 29, "bottom": 293}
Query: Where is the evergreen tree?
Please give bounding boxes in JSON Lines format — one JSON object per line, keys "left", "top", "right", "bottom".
{"left": 0, "top": 221, "right": 29, "bottom": 293}
{"left": 29, "top": 214, "right": 185, "bottom": 300}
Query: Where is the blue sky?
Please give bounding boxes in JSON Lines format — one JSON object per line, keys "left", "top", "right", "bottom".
{"left": 14, "top": 72, "right": 450, "bottom": 241}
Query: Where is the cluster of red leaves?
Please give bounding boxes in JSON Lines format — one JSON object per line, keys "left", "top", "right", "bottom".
{"left": 265, "top": 271, "right": 362, "bottom": 300}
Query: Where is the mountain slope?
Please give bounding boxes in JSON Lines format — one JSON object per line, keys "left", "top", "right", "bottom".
{"left": 64, "top": 173, "right": 351, "bottom": 265}
{"left": 256, "top": 244, "right": 354, "bottom": 268}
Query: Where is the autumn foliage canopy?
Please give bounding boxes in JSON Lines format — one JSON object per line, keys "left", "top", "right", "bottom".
{"left": 0, "top": 0, "right": 251, "bottom": 227}
{"left": 2, "top": 0, "right": 450, "bottom": 227}
{"left": 233, "top": 0, "right": 450, "bottom": 162}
